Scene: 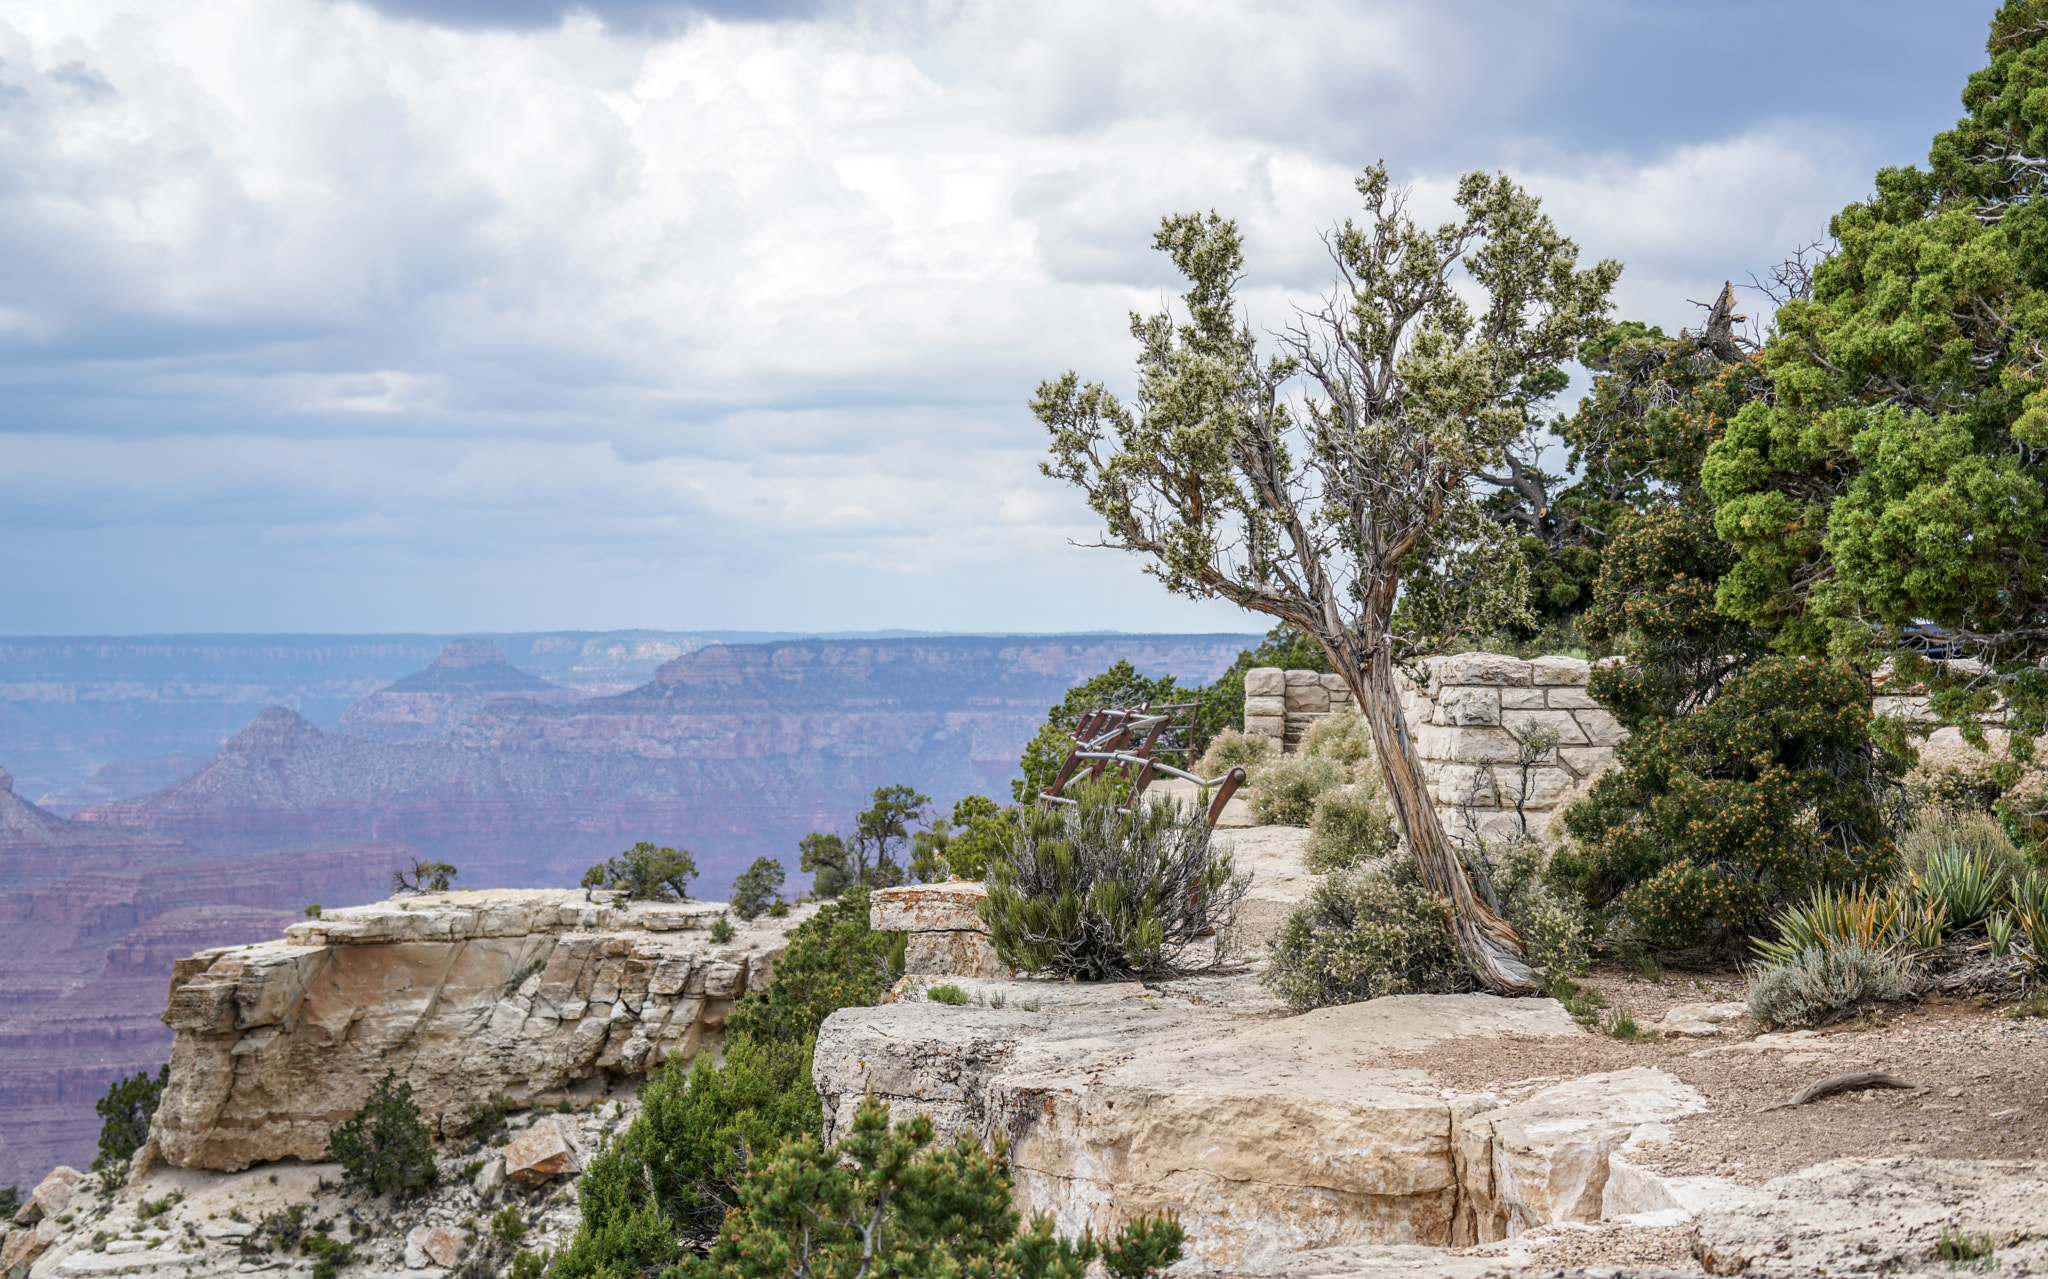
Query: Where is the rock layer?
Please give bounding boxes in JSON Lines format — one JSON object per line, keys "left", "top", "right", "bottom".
{"left": 149, "top": 889, "right": 814, "bottom": 1171}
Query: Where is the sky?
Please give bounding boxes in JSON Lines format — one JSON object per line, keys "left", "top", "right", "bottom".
{"left": 0, "top": 0, "right": 1995, "bottom": 636}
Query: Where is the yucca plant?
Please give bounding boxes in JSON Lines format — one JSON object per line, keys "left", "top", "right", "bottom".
{"left": 2015, "top": 872, "right": 2048, "bottom": 976}
{"left": 1905, "top": 896, "right": 1951, "bottom": 952}
{"left": 1914, "top": 849, "right": 2009, "bottom": 933}
{"left": 1989, "top": 912, "right": 2016, "bottom": 957}
{"left": 1752, "top": 883, "right": 1903, "bottom": 967}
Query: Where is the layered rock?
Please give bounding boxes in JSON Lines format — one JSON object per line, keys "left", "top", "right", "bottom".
{"left": 149, "top": 889, "right": 815, "bottom": 1171}
{"left": 78, "top": 635, "right": 1258, "bottom": 895}
{"left": 337, "top": 641, "right": 580, "bottom": 742}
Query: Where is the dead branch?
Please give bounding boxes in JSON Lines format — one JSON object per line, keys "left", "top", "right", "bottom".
{"left": 1756, "top": 1070, "right": 1918, "bottom": 1113}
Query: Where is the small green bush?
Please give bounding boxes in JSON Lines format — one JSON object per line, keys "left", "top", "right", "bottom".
{"left": 92, "top": 1063, "right": 168, "bottom": 1185}
{"left": 1606, "top": 1008, "right": 1650, "bottom": 1040}
{"left": 581, "top": 842, "right": 697, "bottom": 901}
{"left": 1251, "top": 754, "right": 1342, "bottom": 827}
{"left": 391, "top": 858, "right": 459, "bottom": 894}
{"left": 697, "top": 1096, "right": 1182, "bottom": 1279}
{"left": 1937, "top": 1227, "right": 1996, "bottom": 1266}
{"left": 1304, "top": 782, "right": 1399, "bottom": 872}
{"left": 728, "top": 857, "right": 787, "bottom": 920}
{"left": 709, "top": 915, "right": 736, "bottom": 943}
{"left": 1195, "top": 728, "right": 1271, "bottom": 779}
{"left": 1471, "top": 837, "right": 1591, "bottom": 976}
{"left": 303, "top": 1233, "right": 354, "bottom": 1279}
{"left": 985, "top": 781, "right": 1248, "bottom": 980}
{"left": 925, "top": 983, "right": 970, "bottom": 1006}
{"left": 1747, "top": 940, "right": 1916, "bottom": 1029}
{"left": 490, "top": 1206, "right": 527, "bottom": 1249}
{"left": 1264, "top": 858, "right": 1468, "bottom": 1009}
{"left": 0, "top": 1186, "right": 20, "bottom": 1221}
{"left": 1300, "top": 712, "right": 1373, "bottom": 769}
{"left": 326, "top": 1072, "right": 437, "bottom": 1200}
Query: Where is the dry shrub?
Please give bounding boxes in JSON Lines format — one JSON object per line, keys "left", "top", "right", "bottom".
{"left": 1305, "top": 780, "right": 1399, "bottom": 872}
{"left": 1195, "top": 728, "right": 1271, "bottom": 779}
{"left": 1747, "top": 940, "right": 1916, "bottom": 1029}
{"left": 1264, "top": 856, "right": 1468, "bottom": 1009}
{"left": 1299, "top": 712, "right": 1374, "bottom": 769}
{"left": 1251, "top": 754, "right": 1342, "bottom": 827}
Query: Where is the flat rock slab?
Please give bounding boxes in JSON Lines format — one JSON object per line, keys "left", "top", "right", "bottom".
{"left": 816, "top": 977, "right": 1701, "bottom": 1268}
{"left": 1692, "top": 1157, "right": 2048, "bottom": 1276}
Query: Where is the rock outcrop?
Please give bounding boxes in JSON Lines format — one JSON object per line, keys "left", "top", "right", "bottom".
{"left": 814, "top": 973, "right": 1709, "bottom": 1266}
{"left": 338, "top": 641, "right": 580, "bottom": 742}
{"left": 150, "top": 889, "right": 815, "bottom": 1171}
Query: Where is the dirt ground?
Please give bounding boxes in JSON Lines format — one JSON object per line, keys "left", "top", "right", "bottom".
{"left": 1390, "top": 965, "right": 2048, "bottom": 1186}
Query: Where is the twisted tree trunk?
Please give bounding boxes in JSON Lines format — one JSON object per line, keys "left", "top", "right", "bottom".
{"left": 1337, "top": 640, "right": 1541, "bottom": 996}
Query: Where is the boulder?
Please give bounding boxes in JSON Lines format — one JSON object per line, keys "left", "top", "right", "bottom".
{"left": 873, "top": 883, "right": 1013, "bottom": 979}
{"left": 1658, "top": 1002, "right": 1748, "bottom": 1038}
{"left": 473, "top": 1156, "right": 506, "bottom": 1199}
{"left": 504, "top": 1117, "right": 581, "bottom": 1185}
{"left": 11, "top": 1167, "right": 79, "bottom": 1226}
{"left": 1, "top": 1223, "right": 51, "bottom": 1278}
{"left": 1692, "top": 1158, "right": 2048, "bottom": 1276}
{"left": 405, "top": 1225, "right": 471, "bottom": 1270}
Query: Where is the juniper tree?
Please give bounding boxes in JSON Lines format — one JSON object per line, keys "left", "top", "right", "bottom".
{"left": 1035, "top": 165, "right": 1617, "bottom": 992}
{"left": 1706, "top": 3, "right": 2048, "bottom": 765}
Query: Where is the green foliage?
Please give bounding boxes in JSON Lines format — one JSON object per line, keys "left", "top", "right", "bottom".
{"left": 93, "top": 1063, "right": 167, "bottom": 1181}
{"left": 1250, "top": 754, "right": 1342, "bottom": 827}
{"left": 1300, "top": 713, "right": 1374, "bottom": 769}
{"left": 1013, "top": 662, "right": 1183, "bottom": 804}
{"left": 491, "top": 1207, "right": 527, "bottom": 1248}
{"left": 554, "top": 1032, "right": 821, "bottom": 1274}
{"left": 1187, "top": 625, "right": 1331, "bottom": 756}
{"left": 1264, "top": 857, "right": 1467, "bottom": 1009}
{"left": 1938, "top": 1227, "right": 1996, "bottom": 1266}
{"left": 1701, "top": 10, "right": 2048, "bottom": 761}
{"left": 0, "top": 1186, "right": 19, "bottom": 1221}
{"left": 985, "top": 780, "right": 1247, "bottom": 980}
{"left": 509, "top": 1250, "right": 548, "bottom": 1279}
{"left": 1556, "top": 657, "right": 1896, "bottom": 950}
{"left": 1746, "top": 940, "right": 1916, "bottom": 1029}
{"left": 303, "top": 1233, "right": 355, "bottom": 1279}
{"left": 326, "top": 1072, "right": 437, "bottom": 1201}
{"left": 461, "top": 1091, "right": 521, "bottom": 1146}
{"left": 729, "top": 858, "right": 787, "bottom": 920}
{"left": 709, "top": 915, "right": 736, "bottom": 943}
{"left": 925, "top": 984, "right": 970, "bottom": 1006}
{"left": 1303, "top": 782, "right": 1399, "bottom": 873}
{"left": 696, "top": 1096, "right": 1181, "bottom": 1279}
{"left": 1752, "top": 883, "right": 1905, "bottom": 967}
{"left": 1605, "top": 1008, "right": 1649, "bottom": 1040}
{"left": 1541, "top": 973, "right": 1609, "bottom": 1029}
{"left": 1468, "top": 837, "right": 1591, "bottom": 976}
{"left": 1194, "top": 728, "right": 1270, "bottom": 779}
{"left": 304, "top": 903, "right": 322, "bottom": 918}
{"left": 581, "top": 842, "right": 698, "bottom": 902}
{"left": 726, "top": 887, "right": 894, "bottom": 1044}
{"left": 392, "top": 857, "right": 459, "bottom": 894}
{"left": 921, "top": 795, "right": 1014, "bottom": 882}
{"left": 800, "top": 785, "right": 933, "bottom": 897}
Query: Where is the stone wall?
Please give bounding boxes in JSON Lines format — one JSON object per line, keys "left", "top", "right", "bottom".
{"left": 1243, "top": 655, "right": 1628, "bottom": 838}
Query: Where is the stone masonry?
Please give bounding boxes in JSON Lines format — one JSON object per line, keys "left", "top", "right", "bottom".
{"left": 1244, "top": 655, "right": 1627, "bottom": 839}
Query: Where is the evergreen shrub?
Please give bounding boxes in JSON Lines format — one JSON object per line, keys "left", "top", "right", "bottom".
{"left": 697, "top": 1096, "right": 1182, "bottom": 1279}
{"left": 326, "top": 1072, "right": 437, "bottom": 1200}
{"left": 93, "top": 1063, "right": 168, "bottom": 1184}
{"left": 1264, "top": 857, "right": 1466, "bottom": 1009}
{"left": 1554, "top": 657, "right": 1896, "bottom": 951}
{"left": 985, "top": 782, "right": 1247, "bottom": 980}
{"left": 1303, "top": 782, "right": 1398, "bottom": 873}
{"left": 727, "top": 857, "right": 786, "bottom": 920}
{"left": 581, "top": 842, "right": 697, "bottom": 901}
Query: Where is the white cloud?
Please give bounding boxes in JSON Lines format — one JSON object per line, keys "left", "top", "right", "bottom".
{"left": 0, "top": 0, "right": 1983, "bottom": 632}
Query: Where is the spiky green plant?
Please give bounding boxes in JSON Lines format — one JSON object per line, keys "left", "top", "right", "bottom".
{"left": 1752, "top": 883, "right": 1903, "bottom": 967}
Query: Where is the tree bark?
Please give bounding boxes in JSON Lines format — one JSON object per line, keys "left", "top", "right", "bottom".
{"left": 1341, "top": 639, "right": 1541, "bottom": 996}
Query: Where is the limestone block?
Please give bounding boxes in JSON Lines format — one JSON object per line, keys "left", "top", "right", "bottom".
{"left": 1244, "top": 667, "right": 1285, "bottom": 696}
{"left": 902, "top": 931, "right": 1013, "bottom": 979}
{"left": 1573, "top": 708, "right": 1628, "bottom": 747}
{"left": 504, "top": 1117, "right": 580, "bottom": 1185}
{"left": 1283, "top": 669, "right": 1321, "bottom": 686}
{"left": 872, "top": 883, "right": 989, "bottom": 933}
{"left": 1, "top": 1222, "right": 50, "bottom": 1274}
{"left": 1244, "top": 715, "right": 1285, "bottom": 739}
{"left": 1693, "top": 1158, "right": 2048, "bottom": 1277}
{"left": 1285, "top": 683, "right": 1331, "bottom": 713}
{"left": 699, "top": 961, "right": 747, "bottom": 998}
{"left": 1319, "top": 673, "right": 1349, "bottom": 691}
{"left": 1600, "top": 1153, "right": 1747, "bottom": 1222}
{"left": 406, "top": 1226, "right": 469, "bottom": 1270}
{"left": 1543, "top": 686, "right": 1601, "bottom": 710}
{"left": 1434, "top": 765, "right": 1499, "bottom": 808}
{"left": 1499, "top": 708, "right": 1589, "bottom": 747}
{"left": 1529, "top": 656, "right": 1591, "bottom": 686}
{"left": 1435, "top": 728, "right": 1522, "bottom": 766}
{"left": 1658, "top": 1003, "right": 1749, "bottom": 1038}
{"left": 1435, "top": 687, "right": 1500, "bottom": 727}
{"left": 1499, "top": 687, "right": 1546, "bottom": 710}
{"left": 1557, "top": 746, "right": 1618, "bottom": 779}
{"left": 1495, "top": 767, "right": 1575, "bottom": 809}
{"left": 1430, "top": 654, "right": 1532, "bottom": 686}
{"left": 10, "top": 1168, "right": 78, "bottom": 1226}
{"left": 1453, "top": 1067, "right": 1707, "bottom": 1244}
{"left": 473, "top": 1157, "right": 506, "bottom": 1199}
{"left": 1244, "top": 695, "right": 1287, "bottom": 718}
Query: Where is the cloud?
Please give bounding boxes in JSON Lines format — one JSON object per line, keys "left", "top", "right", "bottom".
{"left": 0, "top": 0, "right": 1996, "bottom": 633}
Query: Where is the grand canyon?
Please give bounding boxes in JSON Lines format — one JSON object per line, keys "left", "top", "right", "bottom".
{"left": 0, "top": 630, "right": 1254, "bottom": 1190}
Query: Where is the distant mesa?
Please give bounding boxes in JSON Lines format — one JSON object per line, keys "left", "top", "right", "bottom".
{"left": 0, "top": 759, "right": 193, "bottom": 887}
{"left": 338, "top": 639, "right": 581, "bottom": 742}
